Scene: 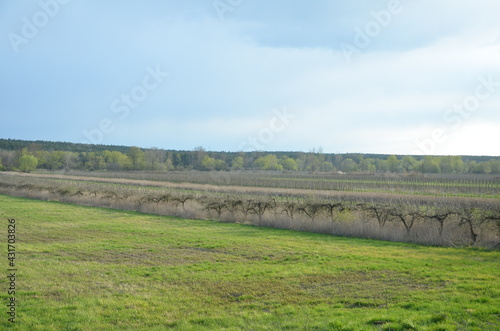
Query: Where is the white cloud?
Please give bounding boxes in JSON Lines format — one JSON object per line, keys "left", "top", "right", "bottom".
{"left": 441, "top": 122, "right": 500, "bottom": 156}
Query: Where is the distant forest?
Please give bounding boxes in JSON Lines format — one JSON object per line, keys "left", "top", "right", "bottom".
{"left": 1, "top": 138, "right": 499, "bottom": 174}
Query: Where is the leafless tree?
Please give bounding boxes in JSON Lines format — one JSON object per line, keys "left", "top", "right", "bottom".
{"left": 425, "top": 202, "right": 454, "bottom": 237}
{"left": 363, "top": 203, "right": 392, "bottom": 229}
{"left": 172, "top": 194, "right": 192, "bottom": 211}
{"left": 298, "top": 203, "right": 323, "bottom": 224}
{"left": 322, "top": 200, "right": 347, "bottom": 223}
{"left": 281, "top": 200, "right": 298, "bottom": 222}
{"left": 456, "top": 203, "right": 479, "bottom": 244}
{"left": 224, "top": 198, "right": 243, "bottom": 220}
{"left": 388, "top": 201, "right": 423, "bottom": 235}
{"left": 250, "top": 200, "right": 272, "bottom": 225}
{"left": 239, "top": 199, "right": 255, "bottom": 222}
{"left": 204, "top": 199, "right": 227, "bottom": 218}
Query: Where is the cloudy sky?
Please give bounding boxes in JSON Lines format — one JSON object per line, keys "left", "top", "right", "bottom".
{"left": 1, "top": 0, "right": 499, "bottom": 155}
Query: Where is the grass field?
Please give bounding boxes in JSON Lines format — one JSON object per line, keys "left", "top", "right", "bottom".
{"left": 1, "top": 195, "right": 499, "bottom": 330}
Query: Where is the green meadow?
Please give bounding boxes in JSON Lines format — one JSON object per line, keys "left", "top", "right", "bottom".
{"left": 0, "top": 194, "right": 499, "bottom": 330}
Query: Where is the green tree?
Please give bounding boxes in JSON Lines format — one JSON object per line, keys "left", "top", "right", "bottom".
{"left": 39, "top": 151, "right": 64, "bottom": 170}
{"left": 18, "top": 155, "right": 38, "bottom": 173}
{"left": 253, "top": 154, "right": 282, "bottom": 171}
{"left": 340, "top": 158, "right": 358, "bottom": 173}
{"left": 164, "top": 158, "right": 174, "bottom": 171}
{"left": 231, "top": 156, "right": 244, "bottom": 170}
{"left": 105, "top": 151, "right": 130, "bottom": 170}
{"left": 359, "top": 158, "right": 377, "bottom": 173}
{"left": 101, "top": 150, "right": 113, "bottom": 163}
{"left": 471, "top": 162, "right": 491, "bottom": 174}
{"left": 201, "top": 156, "right": 217, "bottom": 171}
{"left": 439, "top": 156, "right": 464, "bottom": 173}
{"left": 386, "top": 155, "right": 400, "bottom": 173}
{"left": 376, "top": 160, "right": 388, "bottom": 173}
{"left": 63, "top": 152, "right": 78, "bottom": 171}
{"left": 305, "top": 155, "right": 323, "bottom": 172}
{"left": 422, "top": 156, "right": 441, "bottom": 173}
{"left": 84, "top": 153, "right": 106, "bottom": 171}
{"left": 280, "top": 156, "right": 298, "bottom": 171}
{"left": 145, "top": 148, "right": 165, "bottom": 171}
{"left": 193, "top": 146, "right": 206, "bottom": 169}
{"left": 359, "top": 158, "right": 370, "bottom": 172}
{"left": 21, "top": 147, "right": 29, "bottom": 156}
{"left": 490, "top": 160, "right": 500, "bottom": 174}
{"left": 215, "top": 159, "right": 228, "bottom": 171}
{"left": 127, "top": 147, "right": 145, "bottom": 170}
{"left": 401, "top": 156, "right": 418, "bottom": 172}
{"left": 172, "top": 153, "right": 182, "bottom": 169}
{"left": 450, "top": 156, "right": 465, "bottom": 173}
{"left": 320, "top": 161, "right": 335, "bottom": 172}
{"left": 439, "top": 156, "right": 452, "bottom": 173}
{"left": 200, "top": 156, "right": 227, "bottom": 171}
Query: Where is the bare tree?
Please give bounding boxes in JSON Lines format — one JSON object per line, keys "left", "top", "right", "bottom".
{"left": 281, "top": 200, "right": 298, "bottom": 222}
{"left": 250, "top": 200, "right": 272, "bottom": 225}
{"left": 487, "top": 210, "right": 500, "bottom": 249}
{"left": 457, "top": 205, "right": 479, "bottom": 244}
{"left": 239, "top": 199, "right": 255, "bottom": 222}
{"left": 298, "top": 203, "right": 323, "bottom": 226}
{"left": 363, "top": 203, "right": 392, "bottom": 229}
{"left": 322, "top": 200, "right": 347, "bottom": 223}
{"left": 172, "top": 194, "right": 192, "bottom": 211}
{"left": 204, "top": 199, "right": 227, "bottom": 218}
{"left": 388, "top": 201, "right": 423, "bottom": 235}
{"left": 224, "top": 198, "right": 242, "bottom": 220}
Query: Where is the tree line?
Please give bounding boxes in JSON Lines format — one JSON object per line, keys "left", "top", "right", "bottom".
{"left": 0, "top": 139, "right": 499, "bottom": 174}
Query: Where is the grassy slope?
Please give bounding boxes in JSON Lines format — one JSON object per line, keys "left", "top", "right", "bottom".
{"left": 0, "top": 195, "right": 499, "bottom": 330}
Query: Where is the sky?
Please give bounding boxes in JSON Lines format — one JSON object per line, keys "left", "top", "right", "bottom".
{"left": 1, "top": 0, "right": 499, "bottom": 156}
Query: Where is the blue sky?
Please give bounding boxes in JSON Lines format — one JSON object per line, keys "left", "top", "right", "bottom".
{"left": 1, "top": 0, "right": 499, "bottom": 155}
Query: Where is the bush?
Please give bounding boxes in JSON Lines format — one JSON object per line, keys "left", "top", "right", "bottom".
{"left": 18, "top": 155, "right": 38, "bottom": 173}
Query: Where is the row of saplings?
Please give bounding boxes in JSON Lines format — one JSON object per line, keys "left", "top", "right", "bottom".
{"left": 138, "top": 192, "right": 499, "bottom": 247}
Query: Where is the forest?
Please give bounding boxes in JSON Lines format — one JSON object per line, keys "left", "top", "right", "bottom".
{"left": 1, "top": 138, "right": 500, "bottom": 174}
